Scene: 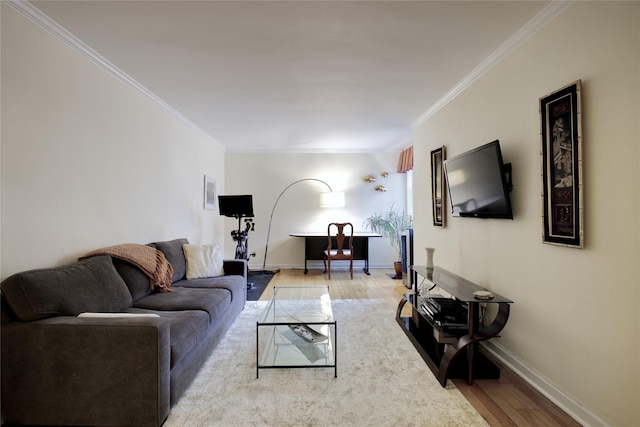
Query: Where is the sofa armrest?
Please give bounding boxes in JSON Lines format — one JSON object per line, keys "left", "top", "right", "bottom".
{"left": 223, "top": 259, "right": 247, "bottom": 278}
{"left": 1, "top": 316, "right": 171, "bottom": 427}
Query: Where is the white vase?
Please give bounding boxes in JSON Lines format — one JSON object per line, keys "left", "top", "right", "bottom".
{"left": 425, "top": 247, "right": 435, "bottom": 269}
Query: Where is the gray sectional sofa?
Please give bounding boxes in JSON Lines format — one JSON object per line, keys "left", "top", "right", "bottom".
{"left": 1, "top": 238, "right": 246, "bottom": 427}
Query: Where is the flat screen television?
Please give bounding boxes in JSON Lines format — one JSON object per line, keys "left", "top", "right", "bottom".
{"left": 218, "top": 195, "right": 254, "bottom": 218}
{"left": 443, "top": 140, "right": 513, "bottom": 219}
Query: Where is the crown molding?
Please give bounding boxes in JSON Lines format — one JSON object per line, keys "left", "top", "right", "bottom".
{"left": 412, "top": 0, "right": 575, "bottom": 128}
{"left": 5, "top": 0, "right": 223, "bottom": 149}
{"left": 6, "top": 0, "right": 574, "bottom": 151}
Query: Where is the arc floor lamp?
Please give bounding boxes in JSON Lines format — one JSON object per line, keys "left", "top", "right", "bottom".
{"left": 261, "top": 178, "right": 345, "bottom": 272}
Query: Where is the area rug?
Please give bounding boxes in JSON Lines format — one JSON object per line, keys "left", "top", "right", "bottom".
{"left": 246, "top": 272, "right": 275, "bottom": 301}
{"left": 164, "top": 299, "right": 488, "bottom": 427}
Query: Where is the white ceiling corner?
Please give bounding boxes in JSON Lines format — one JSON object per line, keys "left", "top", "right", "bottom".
{"left": 11, "top": 0, "right": 567, "bottom": 153}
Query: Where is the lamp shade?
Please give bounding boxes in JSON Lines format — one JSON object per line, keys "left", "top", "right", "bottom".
{"left": 320, "top": 191, "right": 345, "bottom": 208}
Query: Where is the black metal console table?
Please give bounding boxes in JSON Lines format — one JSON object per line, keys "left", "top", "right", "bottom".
{"left": 396, "top": 266, "right": 513, "bottom": 386}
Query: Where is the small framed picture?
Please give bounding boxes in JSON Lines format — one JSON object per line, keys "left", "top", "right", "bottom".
{"left": 203, "top": 175, "right": 216, "bottom": 210}
{"left": 539, "top": 80, "right": 583, "bottom": 248}
{"left": 431, "top": 146, "right": 445, "bottom": 227}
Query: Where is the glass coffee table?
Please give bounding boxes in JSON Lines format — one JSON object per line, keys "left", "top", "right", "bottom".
{"left": 256, "top": 285, "right": 337, "bottom": 378}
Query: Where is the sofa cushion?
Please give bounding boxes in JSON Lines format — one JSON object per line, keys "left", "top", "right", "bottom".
{"left": 173, "top": 275, "right": 245, "bottom": 302}
{"left": 0, "top": 255, "right": 133, "bottom": 322}
{"left": 128, "top": 308, "right": 210, "bottom": 368}
{"left": 132, "top": 287, "right": 231, "bottom": 323}
{"left": 112, "top": 258, "right": 153, "bottom": 301}
{"left": 183, "top": 243, "right": 224, "bottom": 279}
{"left": 154, "top": 239, "right": 189, "bottom": 283}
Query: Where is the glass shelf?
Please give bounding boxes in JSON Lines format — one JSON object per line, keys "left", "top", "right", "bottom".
{"left": 257, "top": 285, "right": 337, "bottom": 377}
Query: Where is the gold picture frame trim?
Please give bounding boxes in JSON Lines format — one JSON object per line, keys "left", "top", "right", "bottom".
{"left": 539, "top": 80, "right": 584, "bottom": 248}
{"left": 431, "top": 146, "right": 446, "bottom": 227}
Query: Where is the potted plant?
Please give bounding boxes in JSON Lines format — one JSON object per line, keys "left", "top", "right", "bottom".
{"left": 364, "top": 205, "right": 413, "bottom": 279}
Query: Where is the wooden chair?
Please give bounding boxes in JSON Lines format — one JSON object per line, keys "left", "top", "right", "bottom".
{"left": 323, "top": 222, "right": 354, "bottom": 279}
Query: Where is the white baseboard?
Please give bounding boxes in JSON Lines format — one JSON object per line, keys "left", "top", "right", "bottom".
{"left": 482, "top": 341, "right": 608, "bottom": 427}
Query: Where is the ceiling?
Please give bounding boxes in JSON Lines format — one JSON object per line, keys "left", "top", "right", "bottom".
{"left": 26, "top": 1, "right": 556, "bottom": 153}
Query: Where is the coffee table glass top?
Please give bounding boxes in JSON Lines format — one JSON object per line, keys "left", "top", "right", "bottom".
{"left": 256, "top": 285, "right": 337, "bottom": 377}
{"left": 259, "top": 285, "right": 333, "bottom": 325}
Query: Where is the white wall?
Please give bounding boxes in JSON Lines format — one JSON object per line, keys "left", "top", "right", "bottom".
{"left": 1, "top": 6, "right": 227, "bottom": 279}
{"left": 224, "top": 153, "right": 408, "bottom": 271}
{"left": 413, "top": 2, "right": 638, "bottom": 426}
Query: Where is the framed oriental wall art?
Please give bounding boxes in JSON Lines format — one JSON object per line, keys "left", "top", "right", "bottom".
{"left": 539, "top": 80, "right": 584, "bottom": 248}
{"left": 431, "top": 146, "right": 445, "bottom": 227}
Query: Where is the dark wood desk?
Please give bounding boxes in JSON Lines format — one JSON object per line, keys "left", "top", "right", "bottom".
{"left": 289, "top": 232, "right": 381, "bottom": 274}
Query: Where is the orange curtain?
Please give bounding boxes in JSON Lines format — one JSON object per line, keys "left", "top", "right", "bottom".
{"left": 397, "top": 146, "right": 413, "bottom": 173}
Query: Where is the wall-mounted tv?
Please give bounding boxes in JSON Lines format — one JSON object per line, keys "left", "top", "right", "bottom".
{"left": 218, "top": 195, "right": 254, "bottom": 218}
{"left": 443, "top": 140, "right": 513, "bottom": 219}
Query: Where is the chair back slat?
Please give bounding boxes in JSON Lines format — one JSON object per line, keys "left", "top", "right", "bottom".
{"left": 327, "top": 222, "right": 353, "bottom": 255}
{"left": 325, "top": 222, "right": 354, "bottom": 279}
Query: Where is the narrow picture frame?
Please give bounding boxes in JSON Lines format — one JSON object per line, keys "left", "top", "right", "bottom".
{"left": 539, "top": 80, "right": 583, "bottom": 248}
{"left": 430, "top": 146, "right": 446, "bottom": 227}
{"left": 203, "top": 175, "right": 216, "bottom": 210}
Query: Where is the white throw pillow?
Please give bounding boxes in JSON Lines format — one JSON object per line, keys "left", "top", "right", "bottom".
{"left": 183, "top": 243, "right": 225, "bottom": 279}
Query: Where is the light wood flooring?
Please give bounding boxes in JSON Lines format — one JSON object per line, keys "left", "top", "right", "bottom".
{"left": 257, "top": 268, "right": 580, "bottom": 427}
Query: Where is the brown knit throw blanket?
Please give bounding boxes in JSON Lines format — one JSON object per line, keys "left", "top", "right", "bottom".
{"left": 80, "top": 244, "right": 174, "bottom": 292}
